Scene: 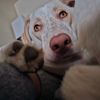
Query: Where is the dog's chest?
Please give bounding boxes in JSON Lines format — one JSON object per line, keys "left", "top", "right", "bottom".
{"left": 38, "top": 70, "right": 62, "bottom": 100}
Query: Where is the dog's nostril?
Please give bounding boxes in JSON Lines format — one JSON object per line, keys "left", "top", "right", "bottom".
{"left": 64, "top": 39, "right": 68, "bottom": 45}
{"left": 64, "top": 39, "right": 71, "bottom": 45}
{"left": 24, "top": 46, "right": 38, "bottom": 63}
{"left": 53, "top": 44, "right": 59, "bottom": 50}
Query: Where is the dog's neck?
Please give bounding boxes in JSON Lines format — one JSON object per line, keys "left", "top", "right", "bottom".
{"left": 43, "top": 55, "right": 82, "bottom": 76}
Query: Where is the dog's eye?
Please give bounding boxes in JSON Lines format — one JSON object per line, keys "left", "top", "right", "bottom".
{"left": 34, "top": 24, "right": 42, "bottom": 32}
{"left": 58, "top": 10, "right": 68, "bottom": 19}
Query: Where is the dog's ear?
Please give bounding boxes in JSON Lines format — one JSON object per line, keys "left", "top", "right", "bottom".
{"left": 60, "top": 0, "right": 75, "bottom": 7}
{"left": 21, "top": 17, "right": 31, "bottom": 44}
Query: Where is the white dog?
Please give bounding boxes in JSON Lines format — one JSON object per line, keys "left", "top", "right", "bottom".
{"left": 22, "top": 0, "right": 100, "bottom": 99}
{"left": 1, "top": 0, "right": 100, "bottom": 99}
{"left": 22, "top": 0, "right": 81, "bottom": 75}
{"left": 22, "top": 0, "right": 99, "bottom": 74}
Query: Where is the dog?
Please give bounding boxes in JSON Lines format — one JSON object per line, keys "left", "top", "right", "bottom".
{"left": 0, "top": 40, "right": 44, "bottom": 97}
{"left": 22, "top": 0, "right": 98, "bottom": 74}
{"left": 0, "top": 40, "right": 43, "bottom": 73}
{"left": 22, "top": 0, "right": 81, "bottom": 75}
{"left": 21, "top": 0, "right": 100, "bottom": 99}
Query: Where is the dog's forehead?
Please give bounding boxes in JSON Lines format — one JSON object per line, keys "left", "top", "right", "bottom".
{"left": 30, "top": 0, "right": 67, "bottom": 20}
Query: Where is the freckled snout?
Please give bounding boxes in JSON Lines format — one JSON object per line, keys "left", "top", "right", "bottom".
{"left": 50, "top": 33, "right": 72, "bottom": 54}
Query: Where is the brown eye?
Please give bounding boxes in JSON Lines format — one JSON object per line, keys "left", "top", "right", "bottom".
{"left": 34, "top": 24, "right": 42, "bottom": 32}
{"left": 59, "top": 10, "right": 68, "bottom": 19}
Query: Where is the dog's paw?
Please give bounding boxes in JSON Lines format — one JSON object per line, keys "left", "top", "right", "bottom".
{"left": 6, "top": 43, "right": 44, "bottom": 73}
{"left": 0, "top": 40, "right": 24, "bottom": 62}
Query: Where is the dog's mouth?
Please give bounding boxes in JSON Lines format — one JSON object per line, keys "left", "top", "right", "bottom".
{"left": 58, "top": 53, "right": 81, "bottom": 62}
{"left": 48, "top": 49, "right": 82, "bottom": 64}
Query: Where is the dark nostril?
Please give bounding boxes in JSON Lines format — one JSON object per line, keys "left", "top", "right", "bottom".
{"left": 64, "top": 39, "right": 68, "bottom": 45}
{"left": 24, "top": 46, "right": 38, "bottom": 63}
{"left": 64, "top": 39, "right": 71, "bottom": 46}
{"left": 53, "top": 44, "right": 60, "bottom": 50}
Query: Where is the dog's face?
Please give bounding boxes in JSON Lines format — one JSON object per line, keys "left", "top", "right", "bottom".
{"left": 4, "top": 41, "right": 44, "bottom": 73}
{"left": 27, "top": 0, "right": 81, "bottom": 68}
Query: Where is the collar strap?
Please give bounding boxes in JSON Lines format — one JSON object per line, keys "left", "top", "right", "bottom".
{"left": 43, "top": 69, "right": 63, "bottom": 80}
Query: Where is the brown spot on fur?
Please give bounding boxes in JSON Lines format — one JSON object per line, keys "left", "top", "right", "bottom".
{"left": 9, "top": 41, "right": 24, "bottom": 56}
{"left": 67, "top": 0, "right": 75, "bottom": 7}
{"left": 24, "top": 46, "right": 38, "bottom": 63}
{"left": 61, "top": 0, "right": 75, "bottom": 7}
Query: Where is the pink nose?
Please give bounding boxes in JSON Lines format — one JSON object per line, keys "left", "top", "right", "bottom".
{"left": 50, "top": 33, "right": 72, "bottom": 54}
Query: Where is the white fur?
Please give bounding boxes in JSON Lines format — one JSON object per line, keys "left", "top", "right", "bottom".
{"left": 28, "top": 0, "right": 79, "bottom": 73}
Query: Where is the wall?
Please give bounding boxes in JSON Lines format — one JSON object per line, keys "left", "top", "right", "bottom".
{"left": 0, "top": 0, "right": 17, "bottom": 46}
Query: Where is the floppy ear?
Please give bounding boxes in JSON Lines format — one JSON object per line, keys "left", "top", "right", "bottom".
{"left": 21, "top": 17, "right": 31, "bottom": 44}
{"left": 60, "top": 0, "right": 75, "bottom": 7}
